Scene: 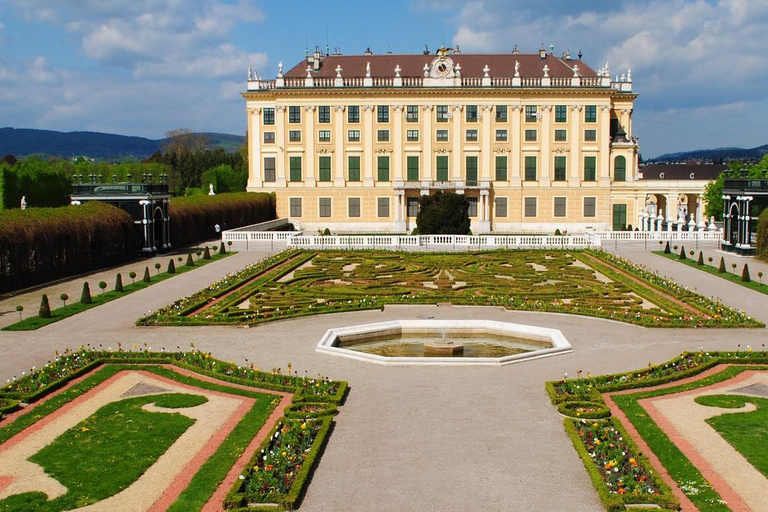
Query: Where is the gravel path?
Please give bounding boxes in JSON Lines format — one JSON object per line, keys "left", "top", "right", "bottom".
{"left": 0, "top": 242, "right": 766, "bottom": 511}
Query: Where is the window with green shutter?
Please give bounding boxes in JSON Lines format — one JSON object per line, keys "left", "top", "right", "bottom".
{"left": 555, "top": 105, "right": 567, "bottom": 123}
{"left": 348, "top": 156, "right": 360, "bottom": 181}
{"left": 289, "top": 156, "right": 302, "bottom": 182}
{"left": 583, "top": 156, "right": 596, "bottom": 181}
{"left": 585, "top": 105, "right": 597, "bottom": 123}
{"left": 465, "top": 156, "right": 478, "bottom": 186}
{"left": 524, "top": 156, "right": 537, "bottom": 181}
{"left": 318, "top": 156, "right": 331, "bottom": 182}
{"left": 407, "top": 156, "right": 419, "bottom": 181}
{"left": 614, "top": 156, "right": 626, "bottom": 181}
{"left": 377, "top": 156, "right": 390, "bottom": 181}
{"left": 495, "top": 156, "right": 507, "bottom": 181}
{"left": 436, "top": 155, "right": 449, "bottom": 181}
{"left": 554, "top": 156, "right": 567, "bottom": 181}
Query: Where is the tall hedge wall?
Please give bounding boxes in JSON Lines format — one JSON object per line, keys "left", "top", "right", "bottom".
{"left": 0, "top": 203, "right": 135, "bottom": 293}
{"left": 0, "top": 161, "right": 71, "bottom": 210}
{"left": 757, "top": 208, "right": 768, "bottom": 261}
{"left": 169, "top": 192, "right": 275, "bottom": 247}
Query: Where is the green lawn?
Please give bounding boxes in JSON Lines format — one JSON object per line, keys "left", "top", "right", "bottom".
{"left": 696, "top": 394, "right": 768, "bottom": 478}
{"left": 3, "top": 250, "right": 232, "bottom": 331}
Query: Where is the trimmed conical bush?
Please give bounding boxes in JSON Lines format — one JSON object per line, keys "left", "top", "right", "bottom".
{"left": 663, "top": 241, "right": 671, "bottom": 254}
{"left": 718, "top": 257, "right": 726, "bottom": 273}
{"left": 742, "top": 264, "right": 751, "bottom": 283}
{"left": 39, "top": 293, "right": 51, "bottom": 318}
{"left": 115, "top": 273, "right": 124, "bottom": 292}
{"left": 143, "top": 266, "right": 151, "bottom": 283}
{"left": 167, "top": 259, "right": 176, "bottom": 273}
{"left": 697, "top": 251, "right": 704, "bottom": 265}
{"left": 219, "top": 241, "right": 226, "bottom": 254}
{"left": 186, "top": 253, "right": 195, "bottom": 266}
{"left": 203, "top": 246, "right": 211, "bottom": 260}
{"left": 679, "top": 246, "right": 686, "bottom": 260}
{"left": 80, "top": 282, "right": 92, "bottom": 304}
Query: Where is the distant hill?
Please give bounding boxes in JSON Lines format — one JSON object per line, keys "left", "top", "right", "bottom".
{"left": 652, "top": 144, "right": 768, "bottom": 163}
{"left": 0, "top": 127, "right": 245, "bottom": 160}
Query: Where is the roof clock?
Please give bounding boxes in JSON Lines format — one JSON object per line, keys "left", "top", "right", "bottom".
{"left": 429, "top": 46, "right": 456, "bottom": 79}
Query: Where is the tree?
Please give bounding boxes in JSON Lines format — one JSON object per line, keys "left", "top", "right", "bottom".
{"left": 416, "top": 192, "right": 471, "bottom": 235}
{"left": 742, "top": 264, "right": 751, "bottom": 283}
{"left": 143, "top": 267, "right": 151, "bottom": 283}
{"left": 98, "top": 281, "right": 107, "bottom": 294}
{"left": 129, "top": 271, "right": 137, "bottom": 284}
{"left": 718, "top": 257, "right": 726, "bottom": 273}
{"left": 203, "top": 246, "right": 211, "bottom": 260}
{"left": 39, "top": 294, "right": 51, "bottom": 318}
{"left": 115, "top": 273, "right": 124, "bottom": 292}
{"left": 162, "top": 128, "right": 210, "bottom": 157}
{"left": 756, "top": 208, "right": 768, "bottom": 262}
{"left": 81, "top": 282, "right": 92, "bottom": 304}
{"left": 167, "top": 259, "right": 176, "bottom": 273}
{"left": 186, "top": 253, "right": 195, "bottom": 266}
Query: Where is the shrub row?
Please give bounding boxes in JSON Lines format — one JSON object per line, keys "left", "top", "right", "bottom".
{"left": 169, "top": 192, "right": 275, "bottom": 247}
{"left": 0, "top": 161, "right": 71, "bottom": 210}
{"left": 0, "top": 202, "right": 135, "bottom": 293}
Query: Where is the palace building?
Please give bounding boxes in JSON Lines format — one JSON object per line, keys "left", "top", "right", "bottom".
{"left": 244, "top": 45, "right": 656, "bottom": 233}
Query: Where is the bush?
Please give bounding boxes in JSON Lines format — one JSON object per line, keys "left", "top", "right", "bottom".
{"left": 143, "top": 267, "right": 151, "bottom": 283}
{"left": 203, "top": 246, "right": 211, "bottom": 260}
{"left": 0, "top": 203, "right": 135, "bottom": 293}
{"left": 554, "top": 228, "right": 562, "bottom": 236}
{"left": 115, "top": 273, "right": 123, "bottom": 292}
{"left": 679, "top": 246, "right": 686, "bottom": 260}
{"left": 186, "top": 253, "right": 195, "bottom": 266}
{"left": 80, "top": 282, "right": 92, "bottom": 304}
{"left": 167, "top": 259, "right": 176, "bottom": 273}
{"left": 757, "top": 208, "right": 768, "bottom": 261}
{"left": 39, "top": 294, "right": 51, "bottom": 318}
{"left": 697, "top": 251, "right": 704, "bottom": 265}
{"left": 416, "top": 192, "right": 471, "bottom": 235}
{"left": 742, "top": 264, "right": 751, "bottom": 282}
{"left": 0, "top": 159, "right": 71, "bottom": 210}
{"left": 219, "top": 242, "right": 226, "bottom": 255}
{"left": 663, "top": 241, "right": 670, "bottom": 254}
{"left": 169, "top": 192, "right": 275, "bottom": 247}
{"left": 718, "top": 257, "right": 726, "bottom": 273}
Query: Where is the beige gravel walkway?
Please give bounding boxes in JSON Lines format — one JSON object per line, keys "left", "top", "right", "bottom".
{"left": 0, "top": 241, "right": 767, "bottom": 511}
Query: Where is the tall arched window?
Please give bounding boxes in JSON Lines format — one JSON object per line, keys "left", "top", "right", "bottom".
{"left": 614, "top": 156, "right": 626, "bottom": 182}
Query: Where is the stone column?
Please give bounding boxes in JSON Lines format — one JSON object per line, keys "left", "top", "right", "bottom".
{"left": 510, "top": 105, "right": 522, "bottom": 187}
{"left": 333, "top": 105, "right": 346, "bottom": 186}
{"left": 422, "top": 105, "right": 433, "bottom": 182}
{"left": 452, "top": 104, "right": 463, "bottom": 183}
{"left": 569, "top": 105, "right": 582, "bottom": 185}
{"left": 246, "top": 107, "right": 262, "bottom": 190}
{"left": 300, "top": 105, "right": 315, "bottom": 186}
{"left": 539, "top": 105, "right": 551, "bottom": 186}
{"left": 393, "top": 105, "right": 404, "bottom": 183}
{"left": 363, "top": 104, "right": 375, "bottom": 186}
{"left": 599, "top": 105, "right": 611, "bottom": 185}
{"left": 481, "top": 105, "right": 493, "bottom": 183}
{"left": 276, "top": 106, "right": 287, "bottom": 186}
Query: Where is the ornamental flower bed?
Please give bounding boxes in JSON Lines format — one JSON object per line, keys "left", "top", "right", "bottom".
{"left": 575, "top": 419, "right": 660, "bottom": 497}
{"left": 139, "top": 249, "right": 762, "bottom": 329}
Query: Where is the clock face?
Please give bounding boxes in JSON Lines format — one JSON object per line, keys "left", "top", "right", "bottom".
{"left": 431, "top": 56, "right": 454, "bottom": 78}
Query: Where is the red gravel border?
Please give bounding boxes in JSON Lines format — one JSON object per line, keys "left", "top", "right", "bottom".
{"left": 604, "top": 365, "right": 762, "bottom": 512}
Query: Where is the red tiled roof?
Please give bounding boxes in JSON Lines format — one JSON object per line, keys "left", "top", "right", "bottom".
{"left": 639, "top": 163, "right": 725, "bottom": 181}
{"left": 284, "top": 53, "right": 596, "bottom": 79}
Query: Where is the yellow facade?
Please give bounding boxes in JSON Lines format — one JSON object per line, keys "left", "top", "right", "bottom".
{"left": 244, "top": 48, "right": 646, "bottom": 233}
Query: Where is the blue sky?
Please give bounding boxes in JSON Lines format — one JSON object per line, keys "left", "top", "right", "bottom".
{"left": 1, "top": 0, "right": 767, "bottom": 158}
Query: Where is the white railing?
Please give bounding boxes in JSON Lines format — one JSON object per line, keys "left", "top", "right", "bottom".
{"left": 589, "top": 231, "right": 722, "bottom": 241}
{"left": 224, "top": 231, "right": 299, "bottom": 242}
{"left": 286, "top": 235, "right": 600, "bottom": 250}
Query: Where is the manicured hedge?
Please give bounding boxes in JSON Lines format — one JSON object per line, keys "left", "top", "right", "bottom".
{"left": 0, "top": 161, "right": 71, "bottom": 210}
{"left": 757, "top": 208, "right": 768, "bottom": 261}
{"left": 169, "top": 192, "right": 275, "bottom": 247}
{"left": 0, "top": 202, "right": 135, "bottom": 293}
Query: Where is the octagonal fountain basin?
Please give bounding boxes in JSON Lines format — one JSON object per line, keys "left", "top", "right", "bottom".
{"left": 316, "top": 320, "right": 572, "bottom": 366}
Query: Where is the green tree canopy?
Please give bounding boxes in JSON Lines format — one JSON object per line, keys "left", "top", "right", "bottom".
{"left": 416, "top": 192, "right": 471, "bottom": 235}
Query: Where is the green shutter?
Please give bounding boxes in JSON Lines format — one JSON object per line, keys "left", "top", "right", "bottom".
{"left": 436, "top": 155, "right": 449, "bottom": 181}
{"left": 289, "top": 156, "right": 302, "bottom": 182}
{"left": 584, "top": 156, "right": 596, "bottom": 181}
{"left": 319, "top": 156, "right": 331, "bottom": 182}
{"left": 377, "top": 156, "right": 390, "bottom": 181}
{"left": 465, "top": 156, "right": 478, "bottom": 186}
{"left": 407, "top": 156, "right": 419, "bottom": 181}
{"left": 554, "top": 156, "right": 567, "bottom": 181}
{"left": 348, "top": 156, "right": 360, "bottom": 181}
{"left": 524, "top": 156, "right": 537, "bottom": 181}
{"left": 614, "top": 156, "right": 626, "bottom": 181}
{"left": 495, "top": 156, "right": 507, "bottom": 181}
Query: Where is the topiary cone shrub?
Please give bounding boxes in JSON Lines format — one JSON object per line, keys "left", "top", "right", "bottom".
{"left": 679, "top": 246, "right": 686, "bottom": 260}
{"left": 697, "top": 251, "right": 704, "bottom": 265}
{"left": 663, "top": 241, "right": 671, "bottom": 254}
{"left": 203, "top": 246, "right": 211, "bottom": 260}
{"left": 115, "top": 273, "right": 124, "bottom": 292}
{"left": 186, "top": 253, "right": 195, "bottom": 266}
{"left": 219, "top": 242, "right": 226, "bottom": 255}
{"left": 143, "top": 267, "right": 151, "bottom": 283}
{"left": 718, "top": 257, "right": 726, "bottom": 273}
{"left": 167, "top": 259, "right": 176, "bottom": 273}
{"left": 742, "top": 264, "right": 751, "bottom": 283}
{"left": 80, "top": 282, "right": 92, "bottom": 304}
{"left": 39, "top": 293, "right": 51, "bottom": 318}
